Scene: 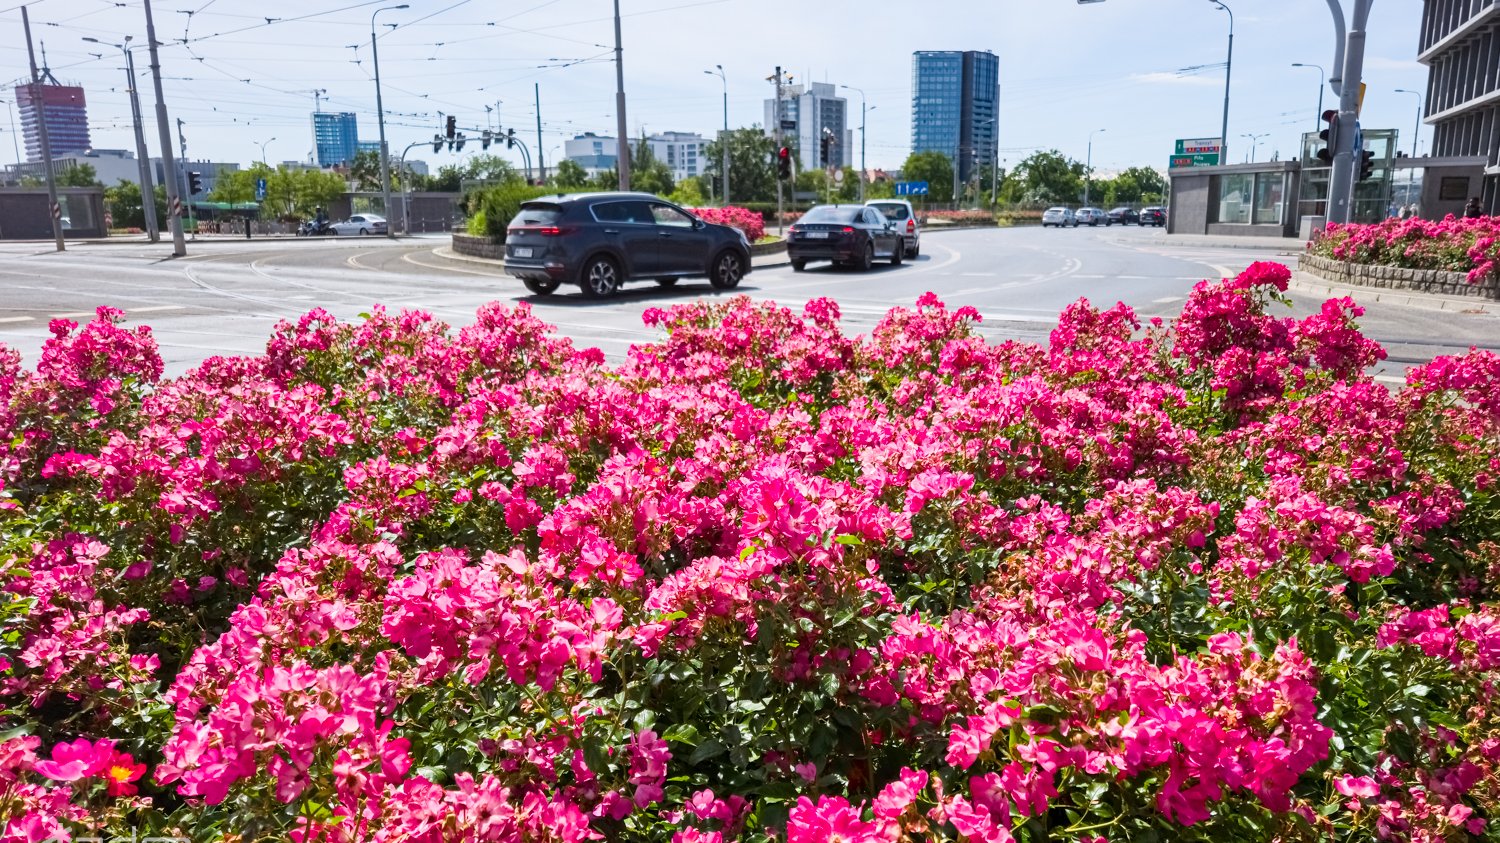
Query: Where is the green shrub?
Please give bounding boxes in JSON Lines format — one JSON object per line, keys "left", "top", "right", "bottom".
{"left": 465, "top": 209, "right": 488, "bottom": 237}
{"left": 468, "top": 182, "right": 552, "bottom": 240}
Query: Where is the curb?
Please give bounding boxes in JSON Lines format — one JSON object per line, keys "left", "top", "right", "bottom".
{"left": 1290, "top": 270, "right": 1498, "bottom": 314}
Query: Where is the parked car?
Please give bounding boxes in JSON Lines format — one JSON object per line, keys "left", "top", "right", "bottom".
{"left": 787, "top": 204, "right": 905, "bottom": 272}
{"left": 1139, "top": 206, "right": 1167, "bottom": 227}
{"left": 331, "top": 214, "right": 388, "bottom": 236}
{"left": 865, "top": 199, "right": 921, "bottom": 257}
{"left": 1076, "top": 207, "right": 1107, "bottom": 226}
{"left": 1107, "top": 207, "right": 1140, "bottom": 226}
{"left": 1042, "top": 207, "right": 1077, "bottom": 228}
{"left": 502, "top": 192, "right": 751, "bottom": 298}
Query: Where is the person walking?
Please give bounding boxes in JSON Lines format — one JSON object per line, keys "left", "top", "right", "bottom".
{"left": 1399, "top": 204, "right": 1412, "bottom": 220}
{"left": 1465, "top": 197, "right": 1484, "bottom": 218}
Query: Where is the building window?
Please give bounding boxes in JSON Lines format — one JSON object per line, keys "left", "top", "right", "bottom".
{"left": 1218, "top": 174, "right": 1253, "bottom": 224}
{"left": 1254, "top": 174, "right": 1284, "bottom": 225}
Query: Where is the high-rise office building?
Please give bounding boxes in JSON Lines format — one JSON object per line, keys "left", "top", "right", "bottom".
{"left": 16, "top": 83, "right": 90, "bottom": 162}
{"left": 1419, "top": 0, "right": 1499, "bottom": 210}
{"left": 911, "top": 50, "right": 999, "bottom": 187}
{"left": 313, "top": 112, "right": 359, "bottom": 167}
{"left": 764, "top": 82, "right": 851, "bottom": 169}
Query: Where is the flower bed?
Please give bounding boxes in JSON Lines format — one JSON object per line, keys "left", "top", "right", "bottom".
{"left": 924, "top": 209, "right": 997, "bottom": 227}
{"left": 1307, "top": 215, "right": 1500, "bottom": 285}
{"left": 2, "top": 272, "right": 1499, "bottom": 842}
{"left": 691, "top": 207, "right": 766, "bottom": 243}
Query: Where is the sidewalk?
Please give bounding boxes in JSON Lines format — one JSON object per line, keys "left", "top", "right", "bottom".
{"left": 1291, "top": 270, "right": 1497, "bottom": 314}
{"left": 1151, "top": 233, "right": 1308, "bottom": 252}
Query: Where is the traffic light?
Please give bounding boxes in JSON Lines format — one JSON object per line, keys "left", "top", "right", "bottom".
{"left": 506, "top": 128, "right": 516, "bottom": 150}
{"left": 1359, "top": 147, "right": 1375, "bottom": 181}
{"left": 819, "top": 130, "right": 836, "bottom": 166}
{"left": 454, "top": 132, "right": 466, "bottom": 152}
{"left": 188, "top": 171, "right": 203, "bottom": 195}
{"left": 445, "top": 115, "right": 457, "bottom": 139}
{"left": 777, "top": 146, "right": 791, "bottom": 180}
{"left": 433, "top": 134, "right": 444, "bottom": 153}
{"left": 481, "top": 130, "right": 492, "bottom": 150}
{"left": 1315, "top": 109, "right": 1338, "bottom": 164}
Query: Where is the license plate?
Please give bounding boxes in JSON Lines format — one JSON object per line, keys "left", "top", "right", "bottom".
{"left": 805, "top": 232, "right": 828, "bottom": 239}
{"left": 512, "top": 247, "right": 533, "bottom": 257}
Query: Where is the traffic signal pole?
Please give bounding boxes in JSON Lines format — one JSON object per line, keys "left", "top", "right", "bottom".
{"left": 21, "top": 7, "right": 64, "bottom": 252}
{"left": 1327, "top": 0, "right": 1373, "bottom": 224}
{"left": 141, "top": 0, "right": 186, "bottom": 256}
{"left": 773, "top": 66, "right": 784, "bottom": 236}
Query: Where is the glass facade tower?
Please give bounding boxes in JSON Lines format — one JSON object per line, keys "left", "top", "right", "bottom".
{"left": 911, "top": 50, "right": 999, "bottom": 187}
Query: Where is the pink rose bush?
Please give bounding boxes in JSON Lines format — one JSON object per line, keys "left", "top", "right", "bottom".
{"left": 1308, "top": 214, "right": 1500, "bottom": 285}
{"left": 1, "top": 272, "right": 1498, "bottom": 842}
{"left": 690, "top": 207, "right": 766, "bottom": 243}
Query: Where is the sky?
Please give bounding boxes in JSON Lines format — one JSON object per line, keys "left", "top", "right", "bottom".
{"left": 0, "top": 0, "right": 1429, "bottom": 178}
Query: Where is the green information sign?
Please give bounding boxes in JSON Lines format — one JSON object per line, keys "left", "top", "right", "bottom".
{"left": 1172, "top": 137, "right": 1222, "bottom": 168}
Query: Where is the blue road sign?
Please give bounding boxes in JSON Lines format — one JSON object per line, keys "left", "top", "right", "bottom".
{"left": 894, "top": 181, "right": 929, "bottom": 196}
{"left": 255, "top": 178, "right": 267, "bottom": 201}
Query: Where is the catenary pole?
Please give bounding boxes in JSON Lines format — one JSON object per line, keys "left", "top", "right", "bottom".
{"left": 613, "top": 0, "right": 630, "bottom": 190}
{"left": 371, "top": 4, "right": 406, "bottom": 239}
{"left": 140, "top": 0, "right": 185, "bottom": 255}
{"left": 22, "top": 7, "right": 64, "bottom": 251}
{"left": 1328, "top": 0, "right": 1374, "bottom": 224}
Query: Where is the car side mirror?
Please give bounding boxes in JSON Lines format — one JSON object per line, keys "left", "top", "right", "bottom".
{"left": 693, "top": 218, "right": 705, "bottom": 230}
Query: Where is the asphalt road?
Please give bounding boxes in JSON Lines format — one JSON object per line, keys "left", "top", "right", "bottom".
{"left": 1, "top": 226, "right": 1497, "bottom": 382}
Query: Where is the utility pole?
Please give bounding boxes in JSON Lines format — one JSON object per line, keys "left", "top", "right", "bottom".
{"left": 1209, "top": 0, "right": 1234, "bottom": 166}
{"left": 308, "top": 88, "right": 326, "bottom": 165}
{"left": 708, "top": 66, "right": 729, "bottom": 205}
{"left": 176, "top": 118, "right": 195, "bottom": 238}
{"left": 1327, "top": 0, "right": 1374, "bottom": 224}
{"left": 86, "top": 38, "right": 158, "bottom": 242}
{"left": 772, "top": 66, "right": 785, "bottom": 235}
{"left": 535, "top": 82, "right": 545, "bottom": 184}
{"left": 841, "top": 85, "right": 867, "bottom": 202}
{"left": 371, "top": 4, "right": 407, "bottom": 239}
{"left": 613, "top": 0, "right": 630, "bottom": 190}
{"left": 141, "top": 0, "right": 185, "bottom": 255}
{"left": 22, "top": 7, "right": 64, "bottom": 252}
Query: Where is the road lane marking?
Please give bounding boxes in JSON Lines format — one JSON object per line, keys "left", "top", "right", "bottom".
{"left": 130, "top": 305, "right": 186, "bottom": 313}
{"left": 50, "top": 311, "right": 98, "bottom": 319}
{"left": 0, "top": 316, "right": 33, "bottom": 323}
{"left": 1153, "top": 296, "right": 1184, "bottom": 304}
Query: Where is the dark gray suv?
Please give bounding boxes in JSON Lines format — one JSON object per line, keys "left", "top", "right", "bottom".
{"left": 502, "top": 192, "right": 753, "bottom": 298}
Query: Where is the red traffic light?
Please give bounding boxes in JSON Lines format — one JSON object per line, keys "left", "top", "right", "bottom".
{"left": 778, "top": 146, "right": 790, "bottom": 160}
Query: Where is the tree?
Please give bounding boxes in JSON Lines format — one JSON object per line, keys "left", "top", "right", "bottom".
{"left": 349, "top": 150, "right": 384, "bottom": 192}
{"left": 428, "top": 165, "right": 463, "bottom": 193}
{"left": 104, "top": 179, "right": 166, "bottom": 230}
{"left": 1009, "top": 150, "right": 1086, "bottom": 204}
{"left": 210, "top": 164, "right": 344, "bottom": 219}
{"left": 702, "top": 128, "right": 779, "bottom": 203}
{"left": 1099, "top": 166, "right": 1169, "bottom": 205}
{"left": 630, "top": 136, "right": 675, "bottom": 197}
{"left": 796, "top": 167, "right": 859, "bottom": 203}
{"left": 590, "top": 168, "right": 619, "bottom": 192}
{"left": 553, "top": 160, "right": 589, "bottom": 191}
{"left": 460, "top": 154, "right": 520, "bottom": 185}
{"left": 900, "top": 151, "right": 954, "bottom": 203}
{"left": 57, "top": 164, "right": 101, "bottom": 187}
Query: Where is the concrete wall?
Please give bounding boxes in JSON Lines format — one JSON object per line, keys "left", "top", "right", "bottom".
{"left": 1418, "top": 164, "right": 1486, "bottom": 219}
{"left": 1167, "top": 172, "right": 1211, "bottom": 235}
{"left": 327, "top": 192, "right": 461, "bottom": 233}
{"left": 451, "top": 233, "right": 504, "bottom": 260}
{"left": 0, "top": 187, "right": 107, "bottom": 239}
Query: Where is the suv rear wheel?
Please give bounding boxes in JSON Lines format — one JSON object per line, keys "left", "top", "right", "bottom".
{"left": 580, "top": 255, "right": 621, "bottom": 299}
{"left": 523, "top": 277, "right": 561, "bottom": 296}
{"left": 709, "top": 250, "right": 743, "bottom": 290}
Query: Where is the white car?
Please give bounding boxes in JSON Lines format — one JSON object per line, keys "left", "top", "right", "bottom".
{"left": 331, "top": 214, "right": 388, "bottom": 236}
{"left": 865, "top": 199, "right": 921, "bottom": 258}
{"left": 1075, "top": 207, "right": 1107, "bottom": 226}
{"left": 1042, "top": 207, "right": 1077, "bottom": 228}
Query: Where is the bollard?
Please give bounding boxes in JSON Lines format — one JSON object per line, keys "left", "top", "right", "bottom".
{"left": 246, "top": 217, "right": 252, "bottom": 240}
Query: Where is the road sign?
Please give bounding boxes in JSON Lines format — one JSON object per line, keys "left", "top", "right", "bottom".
{"left": 170, "top": 197, "right": 182, "bottom": 218}
{"left": 255, "top": 178, "right": 267, "bottom": 201}
{"left": 1170, "top": 154, "right": 1221, "bottom": 168}
{"left": 894, "top": 181, "right": 929, "bottom": 196}
{"left": 780, "top": 120, "right": 797, "bottom": 131}
{"left": 1174, "top": 137, "right": 1222, "bottom": 156}
{"left": 831, "top": 167, "right": 844, "bottom": 183}
{"left": 50, "top": 202, "right": 60, "bottom": 220}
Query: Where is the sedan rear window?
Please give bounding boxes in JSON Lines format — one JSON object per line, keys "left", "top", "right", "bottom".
{"left": 801, "top": 206, "right": 860, "bottom": 224}
{"left": 508, "top": 203, "right": 564, "bottom": 227}
{"left": 868, "top": 203, "right": 909, "bottom": 220}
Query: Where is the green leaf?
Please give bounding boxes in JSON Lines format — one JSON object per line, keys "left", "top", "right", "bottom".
{"left": 689, "top": 739, "right": 726, "bottom": 764}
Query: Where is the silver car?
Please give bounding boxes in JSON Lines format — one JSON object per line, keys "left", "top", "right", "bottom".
{"left": 1076, "top": 207, "right": 1107, "bottom": 226}
{"left": 865, "top": 199, "right": 921, "bottom": 258}
{"left": 331, "top": 214, "right": 388, "bottom": 236}
{"left": 1042, "top": 207, "right": 1077, "bottom": 228}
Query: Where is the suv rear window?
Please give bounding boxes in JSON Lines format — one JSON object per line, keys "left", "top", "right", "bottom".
{"left": 508, "top": 203, "right": 564, "bottom": 227}
{"left": 802, "top": 206, "right": 859, "bottom": 223}
{"left": 868, "top": 203, "right": 909, "bottom": 220}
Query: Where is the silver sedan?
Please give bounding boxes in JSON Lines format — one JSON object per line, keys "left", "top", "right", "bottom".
{"left": 331, "top": 214, "right": 388, "bottom": 236}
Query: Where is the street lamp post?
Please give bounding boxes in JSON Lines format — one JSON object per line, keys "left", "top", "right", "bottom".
{"left": 839, "top": 84, "right": 869, "bottom": 202}
{"left": 1241, "top": 132, "right": 1268, "bottom": 162}
{"left": 84, "top": 36, "right": 159, "bottom": 242}
{"left": 1084, "top": 128, "right": 1106, "bottom": 206}
{"left": 258, "top": 137, "right": 276, "bottom": 164}
{"left": 1208, "top": 0, "right": 1234, "bottom": 165}
{"left": 1291, "top": 63, "right": 1325, "bottom": 135}
{"left": 370, "top": 4, "right": 408, "bottom": 239}
{"left": 0, "top": 98, "right": 18, "bottom": 166}
{"left": 1394, "top": 88, "right": 1423, "bottom": 206}
{"left": 705, "top": 66, "right": 729, "bottom": 205}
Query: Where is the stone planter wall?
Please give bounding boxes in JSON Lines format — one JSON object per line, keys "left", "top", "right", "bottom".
{"left": 451, "top": 233, "right": 504, "bottom": 261}
{"left": 749, "top": 239, "right": 786, "bottom": 257}
{"left": 1298, "top": 253, "right": 1500, "bottom": 300}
